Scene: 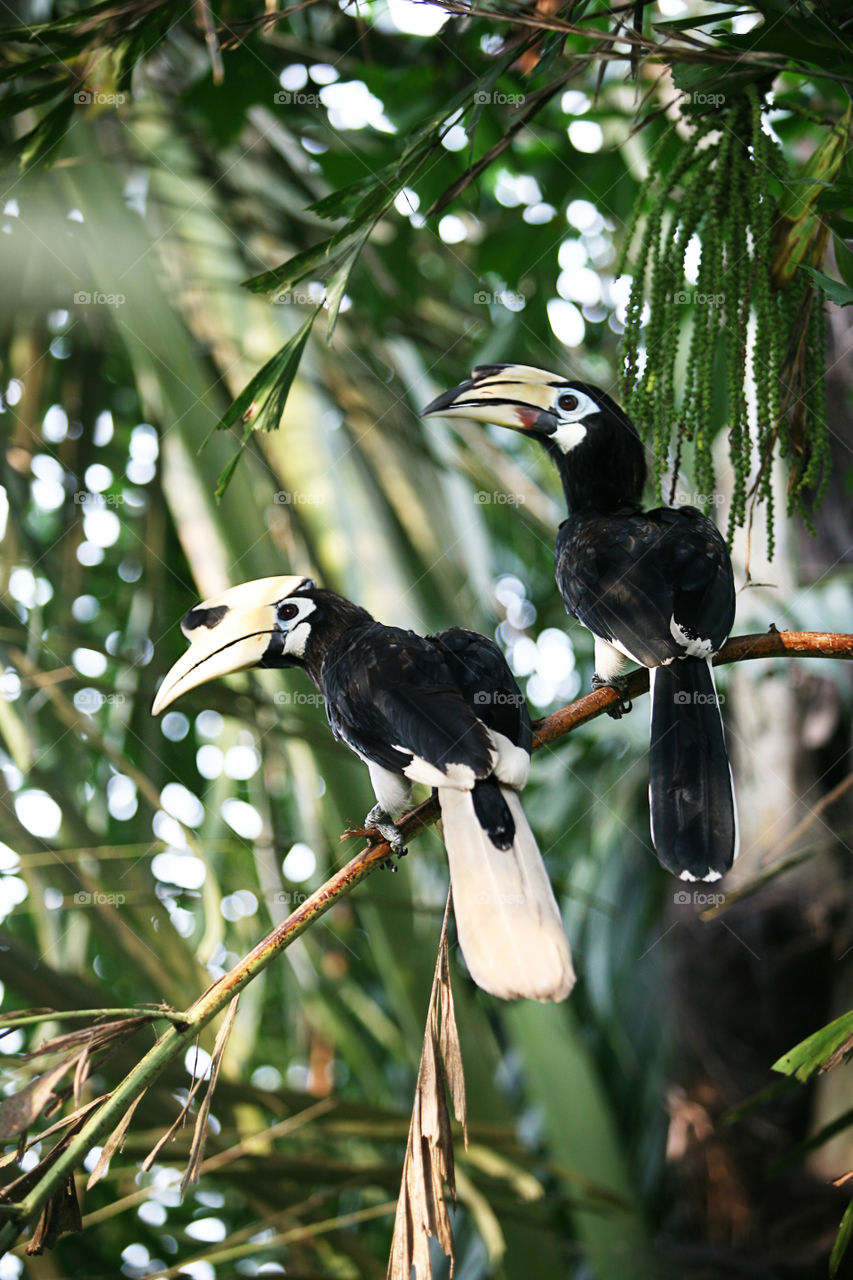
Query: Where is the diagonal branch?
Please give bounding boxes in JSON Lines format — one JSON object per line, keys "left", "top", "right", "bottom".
{"left": 0, "top": 627, "right": 850, "bottom": 1254}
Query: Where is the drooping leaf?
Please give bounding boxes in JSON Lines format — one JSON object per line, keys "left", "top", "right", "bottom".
{"left": 803, "top": 266, "right": 853, "bottom": 306}
{"left": 182, "top": 995, "right": 239, "bottom": 1193}
{"left": 25, "top": 1175, "right": 82, "bottom": 1255}
{"left": 85, "top": 1093, "right": 144, "bottom": 1188}
{"left": 212, "top": 306, "right": 321, "bottom": 499}
{"left": 831, "top": 1198, "right": 853, "bottom": 1277}
{"left": 388, "top": 894, "right": 465, "bottom": 1280}
{"left": 0, "top": 1060, "right": 74, "bottom": 1141}
{"left": 772, "top": 1009, "right": 853, "bottom": 1082}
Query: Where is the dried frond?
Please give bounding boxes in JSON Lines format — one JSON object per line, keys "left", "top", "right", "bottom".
{"left": 86, "top": 1094, "right": 145, "bottom": 1190}
{"left": 182, "top": 995, "right": 239, "bottom": 1193}
{"left": 388, "top": 893, "right": 467, "bottom": 1280}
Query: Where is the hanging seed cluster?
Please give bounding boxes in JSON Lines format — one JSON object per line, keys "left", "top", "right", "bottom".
{"left": 617, "top": 86, "right": 829, "bottom": 553}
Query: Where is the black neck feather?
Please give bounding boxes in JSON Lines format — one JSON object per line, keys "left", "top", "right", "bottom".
{"left": 301, "top": 590, "right": 374, "bottom": 686}
{"left": 542, "top": 400, "right": 647, "bottom": 515}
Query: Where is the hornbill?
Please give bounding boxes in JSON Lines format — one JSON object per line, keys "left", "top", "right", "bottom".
{"left": 422, "top": 364, "right": 738, "bottom": 883}
{"left": 152, "top": 575, "right": 574, "bottom": 1001}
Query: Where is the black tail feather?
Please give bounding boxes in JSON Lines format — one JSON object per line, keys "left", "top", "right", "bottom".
{"left": 471, "top": 778, "right": 515, "bottom": 849}
{"left": 649, "top": 659, "right": 737, "bottom": 880}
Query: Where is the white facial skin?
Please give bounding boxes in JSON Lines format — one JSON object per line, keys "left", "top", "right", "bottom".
{"left": 275, "top": 596, "right": 317, "bottom": 657}
{"left": 550, "top": 387, "right": 600, "bottom": 454}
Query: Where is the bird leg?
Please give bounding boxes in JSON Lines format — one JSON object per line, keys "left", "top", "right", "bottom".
{"left": 364, "top": 803, "right": 408, "bottom": 867}
{"left": 591, "top": 672, "right": 633, "bottom": 719}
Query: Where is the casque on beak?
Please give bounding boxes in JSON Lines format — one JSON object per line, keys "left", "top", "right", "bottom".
{"left": 421, "top": 363, "right": 562, "bottom": 435}
{"left": 152, "top": 575, "right": 312, "bottom": 715}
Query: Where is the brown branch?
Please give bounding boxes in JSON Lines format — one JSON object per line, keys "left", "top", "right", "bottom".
{"left": 0, "top": 627, "right": 850, "bottom": 1255}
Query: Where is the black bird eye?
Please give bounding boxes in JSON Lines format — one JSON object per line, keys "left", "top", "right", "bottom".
{"left": 558, "top": 393, "right": 579, "bottom": 413}
{"left": 277, "top": 602, "right": 299, "bottom": 622}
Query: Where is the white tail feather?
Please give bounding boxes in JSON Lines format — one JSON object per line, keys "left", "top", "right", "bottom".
{"left": 439, "top": 787, "right": 574, "bottom": 1002}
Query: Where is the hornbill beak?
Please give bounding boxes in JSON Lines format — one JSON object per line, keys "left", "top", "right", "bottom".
{"left": 152, "top": 575, "right": 312, "bottom": 715}
{"left": 421, "top": 363, "right": 563, "bottom": 436}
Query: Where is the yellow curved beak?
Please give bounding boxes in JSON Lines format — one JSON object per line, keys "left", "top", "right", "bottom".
{"left": 152, "top": 575, "right": 312, "bottom": 715}
{"left": 421, "top": 363, "right": 562, "bottom": 433}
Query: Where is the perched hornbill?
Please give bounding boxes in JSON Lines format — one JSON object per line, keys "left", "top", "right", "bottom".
{"left": 422, "top": 364, "right": 738, "bottom": 883}
{"left": 152, "top": 575, "right": 574, "bottom": 1001}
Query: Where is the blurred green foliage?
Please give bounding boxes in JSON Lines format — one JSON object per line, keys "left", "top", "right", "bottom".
{"left": 0, "top": 0, "right": 851, "bottom": 1276}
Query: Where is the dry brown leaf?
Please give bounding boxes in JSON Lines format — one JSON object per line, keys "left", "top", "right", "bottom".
{"left": 72, "top": 1044, "right": 91, "bottom": 1109}
{"left": 141, "top": 1069, "right": 206, "bottom": 1173}
{"left": 25, "top": 1175, "right": 82, "bottom": 1254}
{"left": 86, "top": 1093, "right": 145, "bottom": 1190}
{"left": 0, "top": 1007, "right": 51, "bottom": 1027}
{"left": 388, "top": 892, "right": 467, "bottom": 1280}
{"left": 23, "top": 1016, "right": 148, "bottom": 1060}
{"left": 182, "top": 995, "right": 239, "bottom": 1194}
{"left": 0, "top": 1060, "right": 75, "bottom": 1141}
{"left": 0, "top": 1096, "right": 107, "bottom": 1169}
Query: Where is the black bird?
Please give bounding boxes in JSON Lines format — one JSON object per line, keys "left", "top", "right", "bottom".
{"left": 422, "top": 364, "right": 738, "bottom": 883}
{"left": 152, "top": 574, "right": 574, "bottom": 1001}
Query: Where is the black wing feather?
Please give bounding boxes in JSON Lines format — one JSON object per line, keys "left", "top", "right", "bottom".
{"left": 322, "top": 621, "right": 495, "bottom": 779}
{"left": 431, "top": 626, "right": 532, "bottom": 754}
{"left": 555, "top": 505, "right": 734, "bottom": 666}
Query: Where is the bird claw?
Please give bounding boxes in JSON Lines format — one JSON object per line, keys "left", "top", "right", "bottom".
{"left": 591, "top": 673, "right": 633, "bottom": 719}
{"left": 364, "top": 805, "right": 408, "bottom": 867}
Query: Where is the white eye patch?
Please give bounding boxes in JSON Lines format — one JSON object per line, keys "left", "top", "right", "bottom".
{"left": 275, "top": 596, "right": 317, "bottom": 656}
{"left": 555, "top": 387, "right": 599, "bottom": 421}
{"left": 551, "top": 387, "right": 600, "bottom": 454}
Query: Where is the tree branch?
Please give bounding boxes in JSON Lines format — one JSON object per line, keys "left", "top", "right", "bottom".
{"left": 0, "top": 628, "right": 850, "bottom": 1254}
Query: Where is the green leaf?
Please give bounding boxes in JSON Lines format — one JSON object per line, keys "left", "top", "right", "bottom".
{"left": 772, "top": 1009, "right": 853, "bottom": 1081}
{"left": 0, "top": 81, "right": 66, "bottom": 121}
{"left": 831, "top": 1200, "right": 853, "bottom": 1278}
{"left": 14, "top": 94, "right": 74, "bottom": 174}
{"left": 213, "top": 424, "right": 253, "bottom": 502}
{"left": 242, "top": 231, "right": 362, "bottom": 296}
{"left": 325, "top": 243, "right": 363, "bottom": 339}
{"left": 211, "top": 306, "right": 321, "bottom": 498}
{"left": 307, "top": 175, "right": 386, "bottom": 223}
{"left": 833, "top": 235, "right": 853, "bottom": 289}
{"left": 802, "top": 267, "right": 853, "bottom": 306}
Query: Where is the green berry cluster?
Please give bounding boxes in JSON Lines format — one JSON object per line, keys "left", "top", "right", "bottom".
{"left": 617, "top": 87, "right": 829, "bottom": 556}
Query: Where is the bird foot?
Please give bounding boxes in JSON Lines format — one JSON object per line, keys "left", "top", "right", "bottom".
{"left": 364, "top": 805, "right": 408, "bottom": 870}
{"left": 591, "top": 673, "right": 633, "bottom": 719}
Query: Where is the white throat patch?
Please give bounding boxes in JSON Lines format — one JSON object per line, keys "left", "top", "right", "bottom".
{"left": 277, "top": 597, "right": 317, "bottom": 657}
{"left": 552, "top": 420, "right": 587, "bottom": 454}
